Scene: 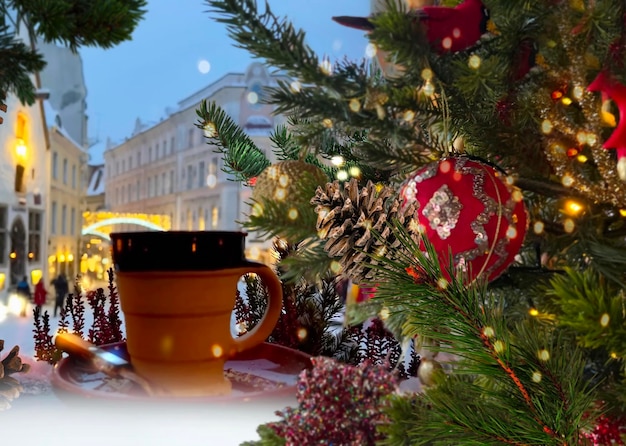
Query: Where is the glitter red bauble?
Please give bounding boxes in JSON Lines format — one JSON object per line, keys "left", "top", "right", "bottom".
{"left": 399, "top": 157, "right": 528, "bottom": 283}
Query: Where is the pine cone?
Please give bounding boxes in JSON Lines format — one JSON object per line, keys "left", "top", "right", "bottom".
{"left": 311, "top": 178, "right": 418, "bottom": 282}
{"left": 0, "top": 341, "right": 30, "bottom": 410}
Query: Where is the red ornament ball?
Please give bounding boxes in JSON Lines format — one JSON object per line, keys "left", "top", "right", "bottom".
{"left": 399, "top": 157, "right": 528, "bottom": 283}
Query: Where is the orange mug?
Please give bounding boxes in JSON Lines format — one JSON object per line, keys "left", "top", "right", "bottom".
{"left": 110, "top": 231, "right": 283, "bottom": 397}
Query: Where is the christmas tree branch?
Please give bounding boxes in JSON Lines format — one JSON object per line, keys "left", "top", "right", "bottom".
{"left": 195, "top": 99, "right": 270, "bottom": 181}
{"left": 366, "top": 222, "right": 595, "bottom": 444}
{"left": 0, "top": 25, "right": 46, "bottom": 105}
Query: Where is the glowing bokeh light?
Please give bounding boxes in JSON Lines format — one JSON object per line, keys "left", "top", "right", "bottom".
{"left": 197, "top": 59, "right": 211, "bottom": 74}
{"left": 365, "top": 43, "right": 377, "bottom": 58}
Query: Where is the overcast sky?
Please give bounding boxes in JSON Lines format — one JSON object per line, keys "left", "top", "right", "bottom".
{"left": 80, "top": 0, "right": 371, "bottom": 161}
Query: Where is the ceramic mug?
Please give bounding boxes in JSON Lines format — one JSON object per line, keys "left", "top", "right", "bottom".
{"left": 110, "top": 231, "right": 283, "bottom": 397}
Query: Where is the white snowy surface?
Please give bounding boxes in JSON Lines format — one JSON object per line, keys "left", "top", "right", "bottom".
{"left": 0, "top": 290, "right": 286, "bottom": 446}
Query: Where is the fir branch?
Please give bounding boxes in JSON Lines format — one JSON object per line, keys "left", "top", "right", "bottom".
{"left": 0, "top": 24, "right": 46, "bottom": 105}
{"left": 195, "top": 99, "right": 270, "bottom": 181}
{"left": 12, "top": 0, "right": 147, "bottom": 51}
{"left": 268, "top": 124, "right": 301, "bottom": 160}
{"left": 365, "top": 221, "right": 596, "bottom": 444}
{"left": 207, "top": 0, "right": 319, "bottom": 80}
{"left": 542, "top": 268, "right": 626, "bottom": 357}
{"left": 244, "top": 196, "right": 317, "bottom": 245}
{"left": 278, "top": 238, "right": 335, "bottom": 284}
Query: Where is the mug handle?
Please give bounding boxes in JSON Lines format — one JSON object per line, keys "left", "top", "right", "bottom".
{"left": 232, "top": 262, "right": 283, "bottom": 353}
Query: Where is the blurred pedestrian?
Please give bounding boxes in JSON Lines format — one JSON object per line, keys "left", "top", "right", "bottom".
{"left": 33, "top": 278, "right": 48, "bottom": 314}
{"left": 51, "top": 273, "right": 69, "bottom": 317}
{"left": 15, "top": 276, "right": 31, "bottom": 317}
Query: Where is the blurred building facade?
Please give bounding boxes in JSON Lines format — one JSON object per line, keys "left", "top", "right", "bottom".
{"left": 39, "top": 43, "right": 90, "bottom": 287}
{"left": 103, "top": 62, "right": 288, "bottom": 264}
{"left": 0, "top": 29, "right": 51, "bottom": 305}
{"left": 45, "top": 104, "right": 89, "bottom": 283}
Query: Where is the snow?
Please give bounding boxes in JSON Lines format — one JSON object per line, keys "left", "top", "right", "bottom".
{"left": 86, "top": 164, "right": 105, "bottom": 196}
{"left": 0, "top": 284, "right": 282, "bottom": 445}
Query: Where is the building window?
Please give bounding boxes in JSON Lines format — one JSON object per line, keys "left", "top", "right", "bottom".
{"left": 52, "top": 152, "right": 58, "bottom": 179}
{"left": 61, "top": 204, "right": 67, "bottom": 235}
{"left": 51, "top": 202, "right": 57, "bottom": 234}
{"left": 28, "top": 210, "right": 42, "bottom": 262}
{"left": 155, "top": 143, "right": 159, "bottom": 160}
{"left": 122, "top": 159, "right": 126, "bottom": 172}
{"left": 0, "top": 206, "right": 7, "bottom": 265}
{"left": 136, "top": 179, "right": 141, "bottom": 200}
{"left": 170, "top": 137, "right": 175, "bottom": 155}
{"left": 188, "top": 128, "right": 194, "bottom": 148}
{"left": 148, "top": 146, "right": 152, "bottom": 163}
{"left": 161, "top": 172, "right": 166, "bottom": 195}
{"left": 169, "top": 170, "right": 174, "bottom": 194}
{"left": 198, "top": 207, "right": 205, "bottom": 230}
{"left": 187, "top": 165, "right": 193, "bottom": 190}
{"left": 198, "top": 161, "right": 205, "bottom": 188}
{"left": 147, "top": 177, "right": 152, "bottom": 198}
{"left": 63, "top": 158, "right": 68, "bottom": 184}
{"left": 71, "top": 165, "right": 76, "bottom": 188}
{"left": 127, "top": 184, "right": 131, "bottom": 202}
{"left": 211, "top": 206, "right": 219, "bottom": 228}
{"left": 162, "top": 140, "right": 167, "bottom": 157}
{"left": 137, "top": 151, "right": 141, "bottom": 166}
{"left": 70, "top": 207, "right": 75, "bottom": 235}
{"left": 155, "top": 175, "right": 159, "bottom": 197}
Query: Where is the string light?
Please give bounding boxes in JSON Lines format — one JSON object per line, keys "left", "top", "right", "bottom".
{"left": 203, "top": 122, "right": 217, "bottom": 138}
{"left": 541, "top": 119, "right": 553, "bottom": 134}
{"left": 468, "top": 54, "right": 481, "bottom": 69}
{"left": 349, "top": 99, "right": 361, "bottom": 112}
{"left": 331, "top": 155, "right": 344, "bottom": 166}
{"left": 537, "top": 349, "right": 550, "bottom": 361}
{"left": 422, "top": 81, "right": 435, "bottom": 97}
{"left": 402, "top": 110, "right": 415, "bottom": 121}
{"left": 287, "top": 208, "right": 299, "bottom": 220}
{"left": 348, "top": 166, "right": 361, "bottom": 177}
{"left": 563, "top": 199, "right": 584, "bottom": 215}
{"left": 532, "top": 371, "right": 542, "bottom": 383}
{"left": 421, "top": 68, "right": 433, "bottom": 81}
{"left": 600, "top": 313, "right": 610, "bottom": 327}
{"left": 562, "top": 174, "right": 574, "bottom": 187}
{"left": 319, "top": 58, "right": 333, "bottom": 75}
{"left": 290, "top": 81, "right": 302, "bottom": 93}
